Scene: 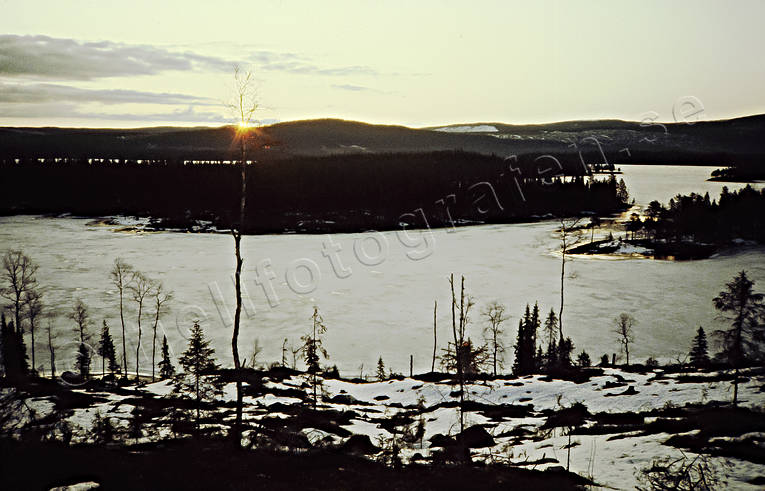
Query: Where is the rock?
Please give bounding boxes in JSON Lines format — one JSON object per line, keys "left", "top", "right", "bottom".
{"left": 429, "top": 433, "right": 456, "bottom": 447}
{"left": 340, "top": 434, "right": 379, "bottom": 455}
{"left": 456, "top": 425, "right": 495, "bottom": 448}
{"left": 329, "top": 394, "right": 359, "bottom": 405}
{"left": 373, "top": 395, "right": 389, "bottom": 401}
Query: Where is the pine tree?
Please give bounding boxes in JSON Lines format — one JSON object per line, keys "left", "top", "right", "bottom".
{"left": 513, "top": 304, "right": 539, "bottom": 375}
{"left": 689, "top": 326, "right": 710, "bottom": 368}
{"left": 543, "top": 309, "right": 559, "bottom": 370}
{"left": 558, "top": 337, "right": 575, "bottom": 368}
{"left": 513, "top": 316, "right": 526, "bottom": 375}
{"left": 577, "top": 350, "right": 591, "bottom": 367}
{"left": 158, "top": 335, "right": 175, "bottom": 379}
{"left": 376, "top": 356, "right": 386, "bottom": 381}
{"left": 713, "top": 271, "right": 765, "bottom": 405}
{"left": 174, "top": 322, "right": 222, "bottom": 431}
{"left": 97, "top": 320, "right": 116, "bottom": 377}
{"left": 75, "top": 342, "right": 90, "bottom": 379}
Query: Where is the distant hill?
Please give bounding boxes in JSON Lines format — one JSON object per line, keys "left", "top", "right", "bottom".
{"left": 1, "top": 115, "right": 764, "bottom": 167}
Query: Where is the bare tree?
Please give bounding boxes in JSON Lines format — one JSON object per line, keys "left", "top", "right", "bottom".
{"left": 1, "top": 250, "right": 38, "bottom": 356}
{"left": 248, "top": 338, "right": 263, "bottom": 368}
{"left": 482, "top": 301, "right": 508, "bottom": 376}
{"left": 69, "top": 298, "right": 90, "bottom": 344}
{"left": 614, "top": 313, "right": 636, "bottom": 365}
{"left": 228, "top": 65, "right": 258, "bottom": 448}
{"left": 449, "top": 274, "right": 475, "bottom": 435}
{"left": 110, "top": 258, "right": 134, "bottom": 377}
{"left": 150, "top": 282, "right": 172, "bottom": 381}
{"left": 558, "top": 218, "right": 582, "bottom": 343}
{"left": 23, "top": 287, "right": 43, "bottom": 372}
{"left": 129, "top": 271, "right": 152, "bottom": 381}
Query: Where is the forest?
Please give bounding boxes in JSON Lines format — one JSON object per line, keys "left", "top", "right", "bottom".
{"left": 0, "top": 151, "right": 631, "bottom": 233}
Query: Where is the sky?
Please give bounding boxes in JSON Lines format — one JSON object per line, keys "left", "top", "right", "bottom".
{"left": 1, "top": 0, "right": 765, "bottom": 128}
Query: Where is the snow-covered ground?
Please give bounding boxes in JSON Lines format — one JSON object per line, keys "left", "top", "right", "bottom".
{"left": 9, "top": 366, "right": 764, "bottom": 490}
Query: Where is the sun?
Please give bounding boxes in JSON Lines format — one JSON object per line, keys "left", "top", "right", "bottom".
{"left": 238, "top": 121, "right": 249, "bottom": 129}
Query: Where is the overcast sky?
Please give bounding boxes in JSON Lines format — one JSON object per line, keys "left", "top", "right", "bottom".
{"left": 1, "top": 0, "right": 764, "bottom": 127}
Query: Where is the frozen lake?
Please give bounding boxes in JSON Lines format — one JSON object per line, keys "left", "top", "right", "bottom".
{"left": 1, "top": 164, "right": 763, "bottom": 375}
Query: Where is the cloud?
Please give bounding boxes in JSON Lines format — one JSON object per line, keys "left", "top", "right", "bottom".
{"left": 260, "top": 61, "right": 377, "bottom": 77}
{"left": 0, "top": 35, "right": 233, "bottom": 80}
{"left": 332, "top": 83, "right": 374, "bottom": 92}
{"left": 0, "top": 82, "right": 220, "bottom": 106}
{"left": 0, "top": 35, "right": 379, "bottom": 80}
{"left": 0, "top": 102, "right": 228, "bottom": 123}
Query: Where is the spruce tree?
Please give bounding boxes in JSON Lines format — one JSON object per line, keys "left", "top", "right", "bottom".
{"left": 75, "top": 343, "right": 90, "bottom": 379}
{"left": 513, "top": 304, "right": 539, "bottom": 375}
{"left": 689, "top": 326, "right": 710, "bottom": 368}
{"left": 558, "top": 337, "right": 574, "bottom": 368}
{"left": 158, "top": 335, "right": 175, "bottom": 379}
{"left": 97, "top": 320, "right": 116, "bottom": 377}
{"left": 174, "top": 322, "right": 222, "bottom": 430}
{"left": 2, "top": 317, "right": 29, "bottom": 381}
{"left": 376, "top": 356, "right": 386, "bottom": 381}
{"left": 512, "top": 313, "right": 526, "bottom": 375}
{"left": 577, "top": 350, "right": 591, "bottom": 367}
{"left": 301, "top": 307, "right": 329, "bottom": 408}
{"left": 543, "top": 309, "right": 559, "bottom": 370}
{"left": 713, "top": 270, "right": 765, "bottom": 405}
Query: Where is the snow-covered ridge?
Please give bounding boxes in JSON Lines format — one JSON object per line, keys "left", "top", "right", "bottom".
{"left": 432, "top": 125, "right": 498, "bottom": 133}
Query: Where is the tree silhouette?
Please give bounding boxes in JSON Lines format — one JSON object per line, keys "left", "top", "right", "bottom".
{"left": 713, "top": 270, "right": 765, "bottom": 405}
{"left": 482, "top": 301, "right": 507, "bottom": 376}
{"left": 301, "top": 307, "right": 329, "bottom": 408}
{"left": 689, "top": 326, "right": 710, "bottom": 368}
{"left": 174, "top": 322, "right": 222, "bottom": 432}
{"left": 158, "top": 335, "right": 175, "bottom": 380}
{"left": 75, "top": 342, "right": 90, "bottom": 379}
{"left": 110, "top": 258, "right": 134, "bottom": 378}
{"left": 376, "top": 356, "right": 386, "bottom": 381}
{"left": 129, "top": 271, "right": 152, "bottom": 381}
{"left": 614, "top": 313, "right": 636, "bottom": 365}
{"left": 150, "top": 282, "right": 172, "bottom": 381}
{"left": 69, "top": 298, "right": 90, "bottom": 345}
{"left": 228, "top": 65, "right": 258, "bottom": 449}
{"left": 97, "top": 320, "right": 117, "bottom": 378}
{"left": 1, "top": 249, "right": 38, "bottom": 353}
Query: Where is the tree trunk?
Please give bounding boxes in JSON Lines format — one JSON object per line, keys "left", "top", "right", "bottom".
{"left": 152, "top": 312, "right": 159, "bottom": 382}
{"left": 231, "top": 132, "right": 247, "bottom": 448}
{"left": 48, "top": 328, "right": 55, "bottom": 379}
{"left": 135, "top": 303, "right": 142, "bottom": 381}
{"left": 493, "top": 332, "right": 498, "bottom": 376}
{"left": 30, "top": 321, "right": 35, "bottom": 372}
{"left": 450, "top": 274, "right": 465, "bottom": 435}
{"left": 559, "top": 249, "right": 565, "bottom": 343}
{"left": 431, "top": 300, "right": 437, "bottom": 372}
{"left": 120, "top": 292, "right": 127, "bottom": 377}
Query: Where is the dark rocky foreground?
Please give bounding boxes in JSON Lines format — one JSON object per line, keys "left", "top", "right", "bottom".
{"left": 0, "top": 438, "right": 589, "bottom": 490}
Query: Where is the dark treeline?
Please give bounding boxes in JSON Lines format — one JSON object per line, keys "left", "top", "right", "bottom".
{"left": 0, "top": 151, "right": 629, "bottom": 233}
{"left": 629, "top": 185, "right": 765, "bottom": 244}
